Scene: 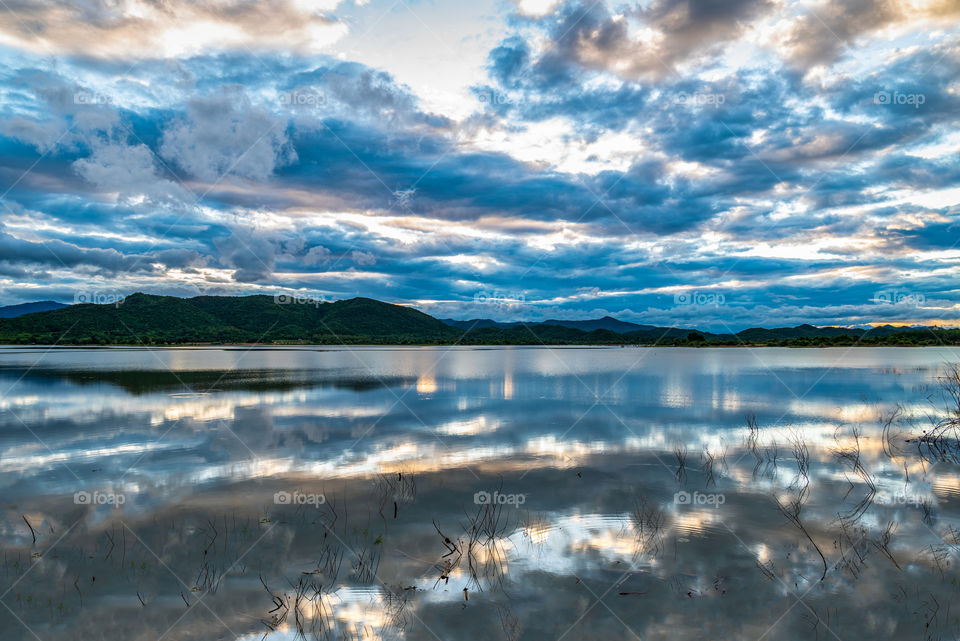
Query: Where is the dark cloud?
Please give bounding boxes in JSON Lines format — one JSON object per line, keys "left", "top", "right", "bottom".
{"left": 0, "top": 226, "right": 204, "bottom": 276}
{"left": 497, "top": 0, "right": 774, "bottom": 82}
{"left": 782, "top": 0, "right": 960, "bottom": 67}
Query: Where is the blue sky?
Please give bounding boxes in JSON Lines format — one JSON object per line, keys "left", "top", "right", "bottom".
{"left": 0, "top": 0, "right": 958, "bottom": 330}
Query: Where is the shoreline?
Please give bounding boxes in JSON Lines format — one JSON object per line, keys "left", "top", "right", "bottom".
{"left": 1, "top": 342, "right": 956, "bottom": 349}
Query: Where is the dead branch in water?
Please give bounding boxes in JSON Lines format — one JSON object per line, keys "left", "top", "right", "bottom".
{"left": 775, "top": 433, "right": 827, "bottom": 581}
{"left": 915, "top": 364, "right": 960, "bottom": 463}
{"left": 22, "top": 515, "right": 36, "bottom": 545}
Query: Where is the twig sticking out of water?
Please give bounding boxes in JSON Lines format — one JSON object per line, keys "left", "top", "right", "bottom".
{"left": 353, "top": 539, "right": 381, "bottom": 584}
{"left": 631, "top": 497, "right": 665, "bottom": 559}
{"left": 915, "top": 364, "right": 960, "bottom": 463}
{"left": 375, "top": 471, "right": 417, "bottom": 521}
{"left": 776, "top": 493, "right": 828, "bottom": 582}
{"left": 746, "top": 415, "right": 763, "bottom": 477}
{"left": 701, "top": 449, "right": 716, "bottom": 488}
{"left": 305, "top": 529, "right": 344, "bottom": 585}
{"left": 383, "top": 586, "right": 412, "bottom": 633}
{"left": 791, "top": 432, "right": 810, "bottom": 487}
{"left": 194, "top": 559, "right": 220, "bottom": 594}
{"left": 775, "top": 433, "right": 828, "bottom": 581}
{"left": 498, "top": 604, "right": 522, "bottom": 641}
{"left": 835, "top": 519, "right": 869, "bottom": 579}
{"left": 287, "top": 576, "right": 329, "bottom": 640}
{"left": 872, "top": 521, "right": 902, "bottom": 570}
{"left": 22, "top": 516, "right": 36, "bottom": 545}
{"left": 674, "top": 446, "right": 688, "bottom": 484}
{"left": 746, "top": 416, "right": 780, "bottom": 478}
{"left": 756, "top": 559, "right": 777, "bottom": 581}
{"left": 925, "top": 545, "right": 950, "bottom": 579}
{"left": 103, "top": 530, "right": 115, "bottom": 562}
{"left": 432, "top": 520, "right": 462, "bottom": 588}
{"left": 764, "top": 440, "right": 780, "bottom": 478}
{"left": 463, "top": 490, "right": 513, "bottom": 591}
{"left": 881, "top": 405, "right": 905, "bottom": 460}
{"left": 834, "top": 425, "right": 877, "bottom": 525}
{"left": 920, "top": 498, "right": 935, "bottom": 525}
{"left": 430, "top": 484, "right": 517, "bottom": 594}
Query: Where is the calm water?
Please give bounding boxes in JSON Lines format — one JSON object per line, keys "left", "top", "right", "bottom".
{"left": 1, "top": 345, "right": 960, "bottom": 640}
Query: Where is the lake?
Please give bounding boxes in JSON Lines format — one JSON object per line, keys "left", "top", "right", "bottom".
{"left": 1, "top": 345, "right": 959, "bottom": 640}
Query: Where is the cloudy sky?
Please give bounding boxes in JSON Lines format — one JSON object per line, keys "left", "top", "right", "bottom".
{"left": 0, "top": 0, "right": 958, "bottom": 330}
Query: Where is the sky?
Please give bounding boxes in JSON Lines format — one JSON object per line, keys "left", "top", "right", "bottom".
{"left": 0, "top": 0, "right": 958, "bottom": 331}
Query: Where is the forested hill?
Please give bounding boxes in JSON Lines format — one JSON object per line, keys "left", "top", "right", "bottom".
{"left": 0, "top": 293, "right": 457, "bottom": 344}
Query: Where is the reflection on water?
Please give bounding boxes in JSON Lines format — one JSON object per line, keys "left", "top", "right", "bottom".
{"left": 1, "top": 346, "right": 960, "bottom": 640}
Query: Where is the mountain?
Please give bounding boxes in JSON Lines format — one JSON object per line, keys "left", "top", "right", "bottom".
{"left": 863, "top": 324, "right": 946, "bottom": 335}
{"left": 734, "top": 324, "right": 865, "bottom": 341}
{"left": 441, "top": 317, "right": 957, "bottom": 339}
{"left": 454, "top": 324, "right": 628, "bottom": 345}
{"left": 0, "top": 301, "right": 68, "bottom": 318}
{"left": 0, "top": 293, "right": 956, "bottom": 346}
{"left": 538, "top": 316, "right": 656, "bottom": 333}
{"left": 441, "top": 316, "right": 657, "bottom": 333}
{"left": 729, "top": 324, "right": 952, "bottom": 341}
{"left": 0, "top": 293, "right": 459, "bottom": 344}
{"left": 439, "top": 318, "right": 512, "bottom": 330}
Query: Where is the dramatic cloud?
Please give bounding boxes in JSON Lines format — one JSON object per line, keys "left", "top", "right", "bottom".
{"left": 0, "top": 0, "right": 957, "bottom": 328}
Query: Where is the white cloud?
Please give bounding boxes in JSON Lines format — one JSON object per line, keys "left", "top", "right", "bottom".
{"left": 160, "top": 89, "right": 297, "bottom": 182}
{"left": 73, "top": 142, "right": 191, "bottom": 201}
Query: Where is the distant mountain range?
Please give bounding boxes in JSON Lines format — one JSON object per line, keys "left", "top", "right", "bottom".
{"left": 0, "top": 294, "right": 955, "bottom": 346}
{"left": 0, "top": 300, "right": 68, "bottom": 318}
{"left": 440, "top": 317, "right": 945, "bottom": 339}
{"left": 439, "top": 316, "right": 657, "bottom": 333}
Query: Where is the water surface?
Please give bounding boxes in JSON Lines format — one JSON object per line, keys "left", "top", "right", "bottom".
{"left": 1, "top": 345, "right": 959, "bottom": 640}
